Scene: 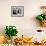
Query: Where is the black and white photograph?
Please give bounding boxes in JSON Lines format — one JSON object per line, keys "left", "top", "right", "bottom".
{"left": 11, "top": 6, "right": 24, "bottom": 17}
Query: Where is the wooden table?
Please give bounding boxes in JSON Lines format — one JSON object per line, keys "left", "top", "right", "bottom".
{"left": 14, "top": 43, "right": 46, "bottom": 46}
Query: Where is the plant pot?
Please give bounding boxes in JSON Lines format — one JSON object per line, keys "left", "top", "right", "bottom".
{"left": 40, "top": 20, "right": 46, "bottom": 27}
{"left": 11, "top": 36, "right": 17, "bottom": 44}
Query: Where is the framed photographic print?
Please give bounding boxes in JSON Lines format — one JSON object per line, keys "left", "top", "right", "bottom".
{"left": 11, "top": 6, "right": 24, "bottom": 17}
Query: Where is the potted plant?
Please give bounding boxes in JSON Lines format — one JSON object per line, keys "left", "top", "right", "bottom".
{"left": 5, "top": 26, "right": 18, "bottom": 43}
{"left": 36, "top": 14, "right": 46, "bottom": 27}
{"left": 36, "top": 6, "right": 46, "bottom": 27}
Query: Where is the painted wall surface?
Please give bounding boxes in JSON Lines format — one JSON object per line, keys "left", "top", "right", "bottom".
{"left": 0, "top": 0, "right": 46, "bottom": 41}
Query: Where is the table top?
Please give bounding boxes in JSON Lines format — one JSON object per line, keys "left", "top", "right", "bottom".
{"left": 14, "top": 43, "right": 46, "bottom": 46}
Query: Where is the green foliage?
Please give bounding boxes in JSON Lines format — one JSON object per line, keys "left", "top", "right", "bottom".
{"left": 36, "top": 15, "right": 44, "bottom": 21}
{"left": 5, "top": 26, "right": 18, "bottom": 38}
{"left": 44, "top": 15, "right": 46, "bottom": 20}
{"left": 36, "top": 14, "right": 46, "bottom": 21}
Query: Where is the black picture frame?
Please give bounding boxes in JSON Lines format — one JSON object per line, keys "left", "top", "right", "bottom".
{"left": 11, "top": 6, "right": 24, "bottom": 17}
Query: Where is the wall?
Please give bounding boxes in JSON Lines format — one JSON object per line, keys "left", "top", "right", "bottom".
{"left": 0, "top": 0, "right": 46, "bottom": 39}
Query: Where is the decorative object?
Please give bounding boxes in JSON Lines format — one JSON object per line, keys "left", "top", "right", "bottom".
{"left": 5, "top": 26, "right": 18, "bottom": 39}
{"left": 5, "top": 26, "right": 18, "bottom": 44}
{"left": 11, "top": 6, "right": 24, "bottom": 17}
{"left": 36, "top": 6, "right": 46, "bottom": 27}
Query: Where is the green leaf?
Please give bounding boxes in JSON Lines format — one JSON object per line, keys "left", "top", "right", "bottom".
{"left": 36, "top": 15, "right": 44, "bottom": 21}
{"left": 44, "top": 15, "right": 46, "bottom": 20}
{"left": 5, "top": 26, "right": 18, "bottom": 39}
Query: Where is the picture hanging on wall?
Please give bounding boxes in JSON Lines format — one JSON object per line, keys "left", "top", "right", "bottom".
{"left": 11, "top": 6, "right": 24, "bottom": 17}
